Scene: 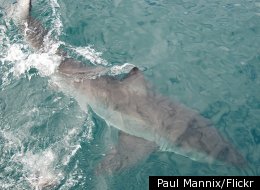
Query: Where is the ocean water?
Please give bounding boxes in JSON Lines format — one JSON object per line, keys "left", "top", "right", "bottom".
{"left": 0, "top": 0, "right": 259, "bottom": 189}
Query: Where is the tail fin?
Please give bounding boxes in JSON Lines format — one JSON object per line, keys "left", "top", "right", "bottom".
{"left": 13, "top": 0, "right": 32, "bottom": 23}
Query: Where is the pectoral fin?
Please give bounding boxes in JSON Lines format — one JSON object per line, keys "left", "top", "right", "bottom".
{"left": 97, "top": 131, "right": 157, "bottom": 174}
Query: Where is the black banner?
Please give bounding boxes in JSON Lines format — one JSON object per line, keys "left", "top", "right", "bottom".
{"left": 149, "top": 176, "right": 258, "bottom": 189}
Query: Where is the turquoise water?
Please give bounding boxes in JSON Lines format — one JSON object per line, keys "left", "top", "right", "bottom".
{"left": 0, "top": 0, "right": 260, "bottom": 189}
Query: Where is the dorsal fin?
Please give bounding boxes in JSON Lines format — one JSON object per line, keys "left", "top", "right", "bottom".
{"left": 123, "top": 67, "right": 141, "bottom": 81}
{"left": 128, "top": 67, "right": 139, "bottom": 76}
{"left": 13, "top": 0, "right": 32, "bottom": 23}
{"left": 122, "top": 66, "right": 149, "bottom": 95}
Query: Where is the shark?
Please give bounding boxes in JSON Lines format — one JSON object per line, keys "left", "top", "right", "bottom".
{"left": 11, "top": 0, "right": 245, "bottom": 175}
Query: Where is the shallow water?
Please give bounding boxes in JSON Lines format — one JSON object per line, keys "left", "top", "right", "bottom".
{"left": 0, "top": 0, "right": 260, "bottom": 189}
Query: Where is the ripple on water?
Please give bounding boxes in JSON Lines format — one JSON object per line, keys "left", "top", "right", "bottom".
{"left": 0, "top": 98, "right": 6, "bottom": 112}
{"left": 202, "top": 100, "right": 231, "bottom": 120}
{"left": 229, "top": 105, "right": 249, "bottom": 123}
{"left": 251, "top": 128, "right": 260, "bottom": 145}
{"left": 246, "top": 96, "right": 260, "bottom": 109}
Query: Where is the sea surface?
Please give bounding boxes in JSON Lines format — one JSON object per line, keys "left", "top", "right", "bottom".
{"left": 0, "top": 0, "right": 260, "bottom": 189}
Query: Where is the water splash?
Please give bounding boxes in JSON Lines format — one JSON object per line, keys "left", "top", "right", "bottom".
{"left": 50, "top": 0, "right": 63, "bottom": 37}
{"left": 109, "top": 63, "right": 135, "bottom": 75}
{"left": 69, "top": 45, "right": 108, "bottom": 66}
{"left": 16, "top": 149, "right": 62, "bottom": 190}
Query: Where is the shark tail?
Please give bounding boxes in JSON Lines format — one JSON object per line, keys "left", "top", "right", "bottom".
{"left": 13, "top": 0, "right": 32, "bottom": 24}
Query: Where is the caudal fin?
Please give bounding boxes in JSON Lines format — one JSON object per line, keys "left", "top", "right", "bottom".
{"left": 13, "top": 0, "right": 32, "bottom": 24}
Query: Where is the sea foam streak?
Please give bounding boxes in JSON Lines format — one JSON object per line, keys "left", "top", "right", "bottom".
{"left": 17, "top": 149, "right": 62, "bottom": 190}
{"left": 69, "top": 45, "right": 108, "bottom": 66}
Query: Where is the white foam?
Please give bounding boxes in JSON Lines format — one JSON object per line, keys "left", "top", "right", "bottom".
{"left": 4, "top": 43, "right": 28, "bottom": 62}
{"left": 85, "top": 113, "right": 94, "bottom": 141}
{"left": 59, "top": 161, "right": 84, "bottom": 190}
{"left": 1, "top": 39, "right": 62, "bottom": 78}
{"left": 71, "top": 46, "right": 108, "bottom": 66}
{"left": 1, "top": 130, "right": 23, "bottom": 151}
{"left": 12, "top": 52, "right": 62, "bottom": 77}
{"left": 110, "top": 63, "right": 135, "bottom": 75}
{"left": 16, "top": 149, "right": 62, "bottom": 189}
{"left": 49, "top": 0, "right": 63, "bottom": 37}
{"left": 1, "top": 1, "right": 17, "bottom": 21}
{"left": 0, "top": 25, "right": 7, "bottom": 45}
{"left": 1, "top": 37, "right": 62, "bottom": 79}
{"left": 61, "top": 116, "right": 94, "bottom": 166}
{"left": 62, "top": 144, "right": 81, "bottom": 166}
{"left": 0, "top": 22, "right": 14, "bottom": 86}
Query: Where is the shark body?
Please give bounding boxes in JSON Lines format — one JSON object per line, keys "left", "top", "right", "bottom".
{"left": 12, "top": 0, "right": 245, "bottom": 174}
{"left": 57, "top": 61, "right": 245, "bottom": 172}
